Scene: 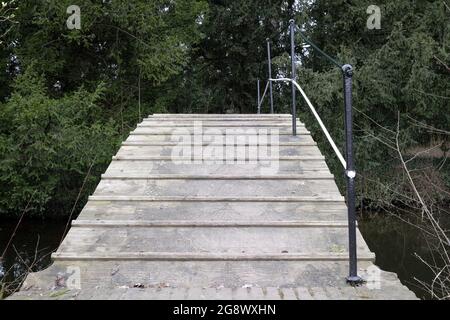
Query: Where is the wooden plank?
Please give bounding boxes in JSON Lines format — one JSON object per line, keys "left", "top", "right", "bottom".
{"left": 115, "top": 144, "right": 324, "bottom": 157}
{"left": 138, "top": 123, "right": 306, "bottom": 127}
{"left": 131, "top": 129, "right": 311, "bottom": 135}
{"left": 122, "top": 141, "right": 317, "bottom": 146}
{"left": 100, "top": 174, "right": 335, "bottom": 180}
{"left": 52, "top": 252, "right": 375, "bottom": 262}
{"left": 105, "top": 159, "right": 330, "bottom": 175}
{"left": 92, "top": 178, "right": 342, "bottom": 198}
{"left": 149, "top": 114, "right": 293, "bottom": 117}
{"left": 72, "top": 220, "right": 349, "bottom": 228}
{"left": 55, "top": 226, "right": 372, "bottom": 257}
{"left": 112, "top": 155, "right": 325, "bottom": 160}
{"left": 89, "top": 195, "right": 345, "bottom": 202}
{"left": 125, "top": 133, "right": 317, "bottom": 144}
{"left": 78, "top": 201, "right": 348, "bottom": 222}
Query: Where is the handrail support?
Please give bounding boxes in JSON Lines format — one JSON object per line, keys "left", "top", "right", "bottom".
{"left": 267, "top": 40, "right": 274, "bottom": 114}
{"left": 342, "top": 64, "right": 364, "bottom": 286}
{"left": 290, "top": 19, "right": 297, "bottom": 136}
{"left": 257, "top": 79, "right": 261, "bottom": 114}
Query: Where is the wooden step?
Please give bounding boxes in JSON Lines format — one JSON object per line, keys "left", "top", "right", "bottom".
{"left": 89, "top": 196, "right": 345, "bottom": 202}
{"left": 72, "top": 220, "right": 349, "bottom": 228}
{"left": 149, "top": 114, "right": 293, "bottom": 118}
{"left": 92, "top": 178, "right": 341, "bottom": 198}
{"left": 132, "top": 127, "right": 310, "bottom": 135}
{"left": 17, "top": 260, "right": 407, "bottom": 294}
{"left": 139, "top": 122, "right": 305, "bottom": 127}
{"left": 111, "top": 155, "right": 325, "bottom": 161}
{"left": 146, "top": 116, "right": 295, "bottom": 119}
{"left": 79, "top": 200, "right": 348, "bottom": 222}
{"left": 115, "top": 145, "right": 323, "bottom": 158}
{"left": 105, "top": 159, "right": 330, "bottom": 175}
{"left": 122, "top": 141, "right": 317, "bottom": 147}
{"left": 52, "top": 252, "right": 374, "bottom": 262}
{"left": 142, "top": 119, "right": 305, "bottom": 124}
{"left": 55, "top": 226, "right": 373, "bottom": 259}
{"left": 125, "top": 134, "right": 317, "bottom": 144}
{"left": 101, "top": 173, "right": 334, "bottom": 180}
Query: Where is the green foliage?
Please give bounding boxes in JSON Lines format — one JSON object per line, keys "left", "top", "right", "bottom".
{"left": 0, "top": 66, "right": 120, "bottom": 216}
{"left": 0, "top": 0, "right": 448, "bottom": 216}
{"left": 5, "top": 0, "right": 208, "bottom": 118}
{"left": 0, "top": 0, "right": 208, "bottom": 216}
{"left": 164, "top": 0, "right": 298, "bottom": 114}
{"left": 290, "top": 0, "right": 450, "bottom": 203}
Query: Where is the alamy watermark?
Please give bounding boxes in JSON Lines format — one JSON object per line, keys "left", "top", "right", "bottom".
{"left": 168, "top": 121, "right": 280, "bottom": 175}
{"left": 367, "top": 5, "right": 381, "bottom": 30}
{"left": 363, "top": 265, "right": 382, "bottom": 290}
{"left": 66, "top": 4, "right": 380, "bottom": 32}
{"left": 66, "top": 5, "right": 81, "bottom": 30}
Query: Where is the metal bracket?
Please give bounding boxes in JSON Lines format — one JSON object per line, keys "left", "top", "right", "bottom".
{"left": 346, "top": 275, "right": 366, "bottom": 287}
{"left": 345, "top": 170, "right": 356, "bottom": 179}
{"left": 342, "top": 64, "right": 353, "bottom": 77}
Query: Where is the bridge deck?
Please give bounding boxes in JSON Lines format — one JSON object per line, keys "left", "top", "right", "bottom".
{"left": 11, "top": 114, "right": 416, "bottom": 300}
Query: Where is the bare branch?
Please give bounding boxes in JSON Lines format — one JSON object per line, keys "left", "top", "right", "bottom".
{"left": 433, "top": 55, "right": 450, "bottom": 72}
{"left": 405, "top": 144, "right": 444, "bottom": 164}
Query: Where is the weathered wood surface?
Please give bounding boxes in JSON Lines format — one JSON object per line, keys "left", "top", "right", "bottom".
{"left": 10, "top": 114, "right": 416, "bottom": 300}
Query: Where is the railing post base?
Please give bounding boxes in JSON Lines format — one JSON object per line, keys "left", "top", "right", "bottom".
{"left": 346, "top": 276, "right": 365, "bottom": 287}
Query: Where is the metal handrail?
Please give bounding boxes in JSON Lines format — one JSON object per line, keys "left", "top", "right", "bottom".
{"left": 295, "top": 25, "right": 343, "bottom": 69}
{"left": 269, "top": 77, "right": 347, "bottom": 168}
{"left": 257, "top": 19, "right": 364, "bottom": 286}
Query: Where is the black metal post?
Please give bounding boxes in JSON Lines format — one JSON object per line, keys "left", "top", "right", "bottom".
{"left": 342, "top": 64, "right": 364, "bottom": 286}
{"left": 289, "top": 20, "right": 297, "bottom": 136}
{"left": 267, "top": 39, "right": 274, "bottom": 114}
{"left": 257, "top": 79, "right": 261, "bottom": 114}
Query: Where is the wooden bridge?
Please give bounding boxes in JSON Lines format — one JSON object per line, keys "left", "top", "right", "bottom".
{"left": 11, "top": 114, "right": 415, "bottom": 300}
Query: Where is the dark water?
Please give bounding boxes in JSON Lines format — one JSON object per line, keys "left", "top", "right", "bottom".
{"left": 0, "top": 220, "right": 66, "bottom": 298}
{"left": 0, "top": 213, "right": 440, "bottom": 299}
{"left": 358, "top": 213, "right": 436, "bottom": 300}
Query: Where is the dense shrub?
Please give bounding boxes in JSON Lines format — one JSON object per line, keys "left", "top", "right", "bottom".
{"left": 0, "top": 67, "right": 120, "bottom": 216}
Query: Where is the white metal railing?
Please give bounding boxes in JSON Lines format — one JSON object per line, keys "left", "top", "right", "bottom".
{"left": 259, "top": 77, "right": 347, "bottom": 169}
